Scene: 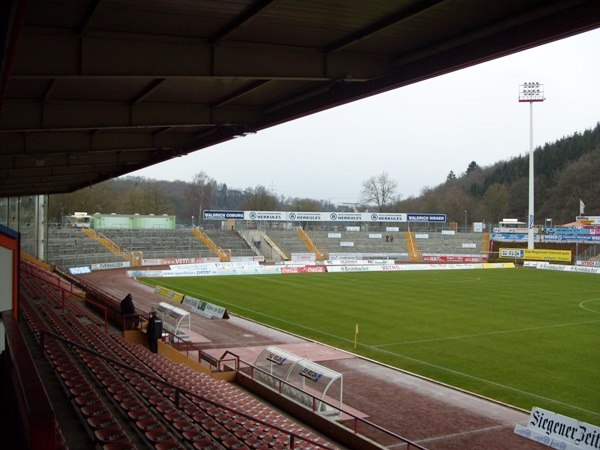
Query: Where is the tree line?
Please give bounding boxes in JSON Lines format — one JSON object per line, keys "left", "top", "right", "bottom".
{"left": 49, "top": 123, "right": 599, "bottom": 227}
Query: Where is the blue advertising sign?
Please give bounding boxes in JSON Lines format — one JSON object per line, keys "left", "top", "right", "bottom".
{"left": 203, "top": 210, "right": 245, "bottom": 220}
{"left": 407, "top": 213, "right": 446, "bottom": 223}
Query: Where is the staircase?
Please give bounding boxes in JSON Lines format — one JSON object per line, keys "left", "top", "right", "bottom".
{"left": 482, "top": 232, "right": 490, "bottom": 259}
{"left": 297, "top": 229, "right": 325, "bottom": 261}
{"left": 404, "top": 231, "right": 422, "bottom": 262}
{"left": 80, "top": 228, "right": 136, "bottom": 265}
{"left": 192, "top": 226, "right": 230, "bottom": 261}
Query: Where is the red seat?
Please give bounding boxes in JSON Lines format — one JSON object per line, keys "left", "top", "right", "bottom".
{"left": 144, "top": 429, "right": 177, "bottom": 445}
{"left": 135, "top": 418, "right": 166, "bottom": 433}
{"left": 74, "top": 393, "right": 101, "bottom": 407}
{"left": 127, "top": 407, "right": 154, "bottom": 421}
{"left": 94, "top": 426, "right": 130, "bottom": 444}
{"left": 87, "top": 414, "right": 119, "bottom": 430}
{"left": 80, "top": 404, "right": 111, "bottom": 418}
{"left": 154, "top": 443, "right": 187, "bottom": 450}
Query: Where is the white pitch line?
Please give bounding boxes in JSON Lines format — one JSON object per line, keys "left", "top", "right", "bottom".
{"left": 187, "top": 292, "right": 599, "bottom": 418}
{"left": 154, "top": 283, "right": 600, "bottom": 418}
{"left": 246, "top": 275, "right": 304, "bottom": 287}
{"left": 580, "top": 298, "right": 600, "bottom": 314}
{"left": 374, "top": 319, "right": 600, "bottom": 348}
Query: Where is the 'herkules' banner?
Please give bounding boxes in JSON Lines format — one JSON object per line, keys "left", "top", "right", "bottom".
{"left": 203, "top": 210, "right": 446, "bottom": 223}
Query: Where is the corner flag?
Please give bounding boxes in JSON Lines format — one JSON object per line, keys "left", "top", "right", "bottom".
{"left": 354, "top": 324, "right": 359, "bottom": 350}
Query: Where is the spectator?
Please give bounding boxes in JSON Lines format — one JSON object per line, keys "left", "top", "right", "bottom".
{"left": 120, "top": 293, "right": 136, "bottom": 330}
{"left": 146, "top": 308, "right": 163, "bottom": 353}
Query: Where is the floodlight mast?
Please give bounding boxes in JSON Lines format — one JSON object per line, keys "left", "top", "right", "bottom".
{"left": 519, "top": 82, "right": 545, "bottom": 250}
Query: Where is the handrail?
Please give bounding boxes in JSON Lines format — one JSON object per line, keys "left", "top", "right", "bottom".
{"left": 297, "top": 228, "right": 325, "bottom": 261}
{"left": 191, "top": 226, "right": 229, "bottom": 261}
{"left": 21, "top": 261, "right": 109, "bottom": 333}
{"left": 40, "top": 330, "right": 333, "bottom": 450}
{"left": 217, "top": 350, "right": 427, "bottom": 450}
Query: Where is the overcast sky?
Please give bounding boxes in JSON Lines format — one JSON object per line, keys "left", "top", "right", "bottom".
{"left": 132, "top": 28, "right": 600, "bottom": 205}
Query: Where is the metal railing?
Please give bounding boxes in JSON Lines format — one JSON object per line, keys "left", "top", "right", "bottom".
{"left": 217, "top": 351, "right": 427, "bottom": 450}
{"left": 39, "top": 330, "right": 333, "bottom": 450}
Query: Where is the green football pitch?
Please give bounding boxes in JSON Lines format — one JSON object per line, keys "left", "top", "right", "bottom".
{"left": 144, "top": 268, "right": 600, "bottom": 425}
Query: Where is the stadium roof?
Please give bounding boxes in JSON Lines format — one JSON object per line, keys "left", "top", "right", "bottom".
{"left": 1, "top": 0, "right": 599, "bottom": 197}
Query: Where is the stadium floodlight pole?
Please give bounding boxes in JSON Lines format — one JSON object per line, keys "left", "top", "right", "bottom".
{"left": 519, "top": 82, "right": 545, "bottom": 249}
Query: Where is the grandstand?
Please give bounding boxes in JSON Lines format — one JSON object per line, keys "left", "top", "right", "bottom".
{"left": 15, "top": 260, "right": 345, "bottom": 450}
{"left": 46, "top": 228, "right": 258, "bottom": 267}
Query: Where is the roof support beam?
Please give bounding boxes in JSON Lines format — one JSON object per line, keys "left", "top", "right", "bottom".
{"left": 209, "top": 0, "right": 280, "bottom": 44}
{"left": 324, "top": 0, "right": 443, "bottom": 54}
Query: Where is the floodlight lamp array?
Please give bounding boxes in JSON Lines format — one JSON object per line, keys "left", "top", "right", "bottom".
{"left": 519, "top": 82, "right": 544, "bottom": 102}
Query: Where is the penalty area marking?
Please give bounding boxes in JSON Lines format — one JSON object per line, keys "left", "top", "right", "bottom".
{"left": 182, "top": 290, "right": 599, "bottom": 419}
{"left": 580, "top": 299, "right": 600, "bottom": 313}
{"left": 373, "top": 319, "right": 600, "bottom": 348}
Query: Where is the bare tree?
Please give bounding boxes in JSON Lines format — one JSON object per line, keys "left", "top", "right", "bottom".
{"left": 361, "top": 172, "right": 398, "bottom": 212}
{"left": 186, "top": 172, "right": 215, "bottom": 224}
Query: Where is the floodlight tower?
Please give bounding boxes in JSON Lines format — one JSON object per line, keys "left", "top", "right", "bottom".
{"left": 519, "top": 82, "right": 545, "bottom": 250}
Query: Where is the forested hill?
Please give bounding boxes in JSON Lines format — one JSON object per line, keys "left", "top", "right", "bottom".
{"left": 48, "top": 124, "right": 599, "bottom": 227}
{"left": 395, "top": 123, "right": 600, "bottom": 226}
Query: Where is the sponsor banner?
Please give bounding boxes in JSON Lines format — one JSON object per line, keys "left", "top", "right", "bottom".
{"left": 346, "top": 226, "right": 360, "bottom": 232}
{"left": 291, "top": 253, "right": 316, "bottom": 262}
{"left": 299, "top": 367, "right": 323, "bottom": 382}
{"left": 415, "top": 233, "right": 429, "bottom": 239}
{"left": 328, "top": 233, "right": 342, "bottom": 238}
{"left": 326, "top": 265, "right": 381, "bottom": 273}
{"left": 386, "top": 227, "right": 400, "bottom": 232}
{"left": 545, "top": 227, "right": 594, "bottom": 235}
{"left": 142, "top": 256, "right": 215, "bottom": 266}
{"left": 327, "top": 263, "right": 510, "bottom": 273}
{"left": 267, "top": 353, "right": 287, "bottom": 365}
{"left": 202, "top": 210, "right": 448, "bottom": 222}
{"left": 462, "top": 243, "right": 476, "bottom": 248}
{"left": 182, "top": 294, "right": 228, "bottom": 318}
{"left": 500, "top": 248, "right": 572, "bottom": 262}
{"left": 442, "top": 230, "right": 456, "bottom": 235}
{"left": 155, "top": 285, "right": 184, "bottom": 304}
{"left": 526, "top": 263, "right": 600, "bottom": 275}
{"left": 422, "top": 255, "right": 488, "bottom": 263}
{"left": 281, "top": 266, "right": 326, "bottom": 274}
{"left": 493, "top": 227, "right": 538, "bottom": 234}
{"left": 514, "top": 407, "right": 600, "bottom": 450}
{"left": 69, "top": 266, "right": 91, "bottom": 275}
{"left": 473, "top": 222, "right": 484, "bottom": 232}
{"left": 492, "top": 233, "right": 528, "bottom": 241}
{"left": 91, "top": 261, "right": 131, "bottom": 270}
{"left": 543, "top": 234, "right": 600, "bottom": 243}
{"left": 576, "top": 260, "right": 600, "bottom": 267}
{"left": 407, "top": 213, "right": 446, "bottom": 222}
{"left": 203, "top": 210, "right": 245, "bottom": 220}
{"left": 328, "top": 253, "right": 362, "bottom": 260}
{"left": 369, "top": 233, "right": 383, "bottom": 239}
{"left": 576, "top": 215, "right": 600, "bottom": 225}
{"left": 173, "top": 261, "right": 259, "bottom": 269}
{"left": 340, "top": 241, "right": 355, "bottom": 247}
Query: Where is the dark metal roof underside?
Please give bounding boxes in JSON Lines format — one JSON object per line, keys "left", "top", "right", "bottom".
{"left": 1, "top": 0, "right": 599, "bottom": 196}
